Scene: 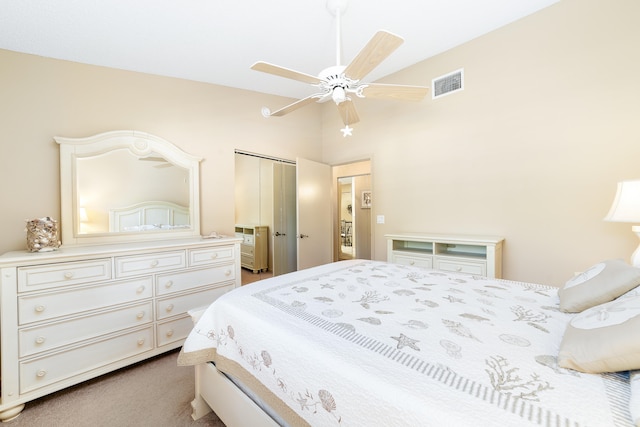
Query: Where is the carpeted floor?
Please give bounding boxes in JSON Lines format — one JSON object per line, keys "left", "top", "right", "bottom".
{"left": 6, "top": 349, "right": 225, "bottom": 427}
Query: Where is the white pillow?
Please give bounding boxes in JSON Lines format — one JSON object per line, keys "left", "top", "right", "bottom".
{"left": 557, "top": 259, "right": 640, "bottom": 312}
{"left": 558, "top": 294, "right": 640, "bottom": 373}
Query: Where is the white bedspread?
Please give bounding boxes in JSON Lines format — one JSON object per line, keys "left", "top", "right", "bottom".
{"left": 179, "top": 260, "right": 633, "bottom": 427}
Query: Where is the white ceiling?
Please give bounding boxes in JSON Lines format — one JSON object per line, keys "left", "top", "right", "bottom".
{"left": 0, "top": 0, "right": 560, "bottom": 100}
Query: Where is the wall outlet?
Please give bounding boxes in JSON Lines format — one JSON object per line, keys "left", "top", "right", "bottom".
{"left": 376, "top": 215, "right": 385, "bottom": 224}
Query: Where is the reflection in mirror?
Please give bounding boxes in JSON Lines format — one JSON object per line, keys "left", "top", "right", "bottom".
{"left": 76, "top": 149, "right": 190, "bottom": 234}
{"left": 56, "top": 131, "right": 202, "bottom": 246}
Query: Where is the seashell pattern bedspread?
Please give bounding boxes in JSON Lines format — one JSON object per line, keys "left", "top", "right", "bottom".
{"left": 179, "top": 260, "right": 633, "bottom": 427}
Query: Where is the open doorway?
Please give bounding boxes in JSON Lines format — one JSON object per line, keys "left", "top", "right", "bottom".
{"left": 338, "top": 177, "right": 355, "bottom": 260}
{"left": 333, "top": 160, "right": 372, "bottom": 261}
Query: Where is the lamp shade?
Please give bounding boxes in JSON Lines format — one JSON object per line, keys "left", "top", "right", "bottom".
{"left": 604, "top": 180, "right": 640, "bottom": 222}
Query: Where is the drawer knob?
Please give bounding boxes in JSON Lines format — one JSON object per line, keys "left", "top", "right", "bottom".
{"left": 150, "top": 260, "right": 159, "bottom": 267}
{"left": 63, "top": 271, "right": 74, "bottom": 279}
{"left": 35, "top": 336, "right": 46, "bottom": 345}
{"left": 137, "top": 338, "right": 145, "bottom": 346}
{"left": 166, "top": 304, "right": 174, "bottom": 313}
{"left": 164, "top": 280, "right": 173, "bottom": 289}
{"left": 224, "top": 269, "right": 231, "bottom": 276}
{"left": 136, "top": 311, "right": 145, "bottom": 319}
{"left": 35, "top": 305, "right": 46, "bottom": 313}
{"left": 166, "top": 329, "right": 174, "bottom": 337}
{"left": 456, "top": 266, "right": 462, "bottom": 271}
{"left": 136, "top": 285, "right": 146, "bottom": 294}
{"left": 36, "top": 369, "right": 47, "bottom": 378}
{"left": 210, "top": 253, "right": 218, "bottom": 259}
{"left": 409, "top": 261, "right": 415, "bottom": 265}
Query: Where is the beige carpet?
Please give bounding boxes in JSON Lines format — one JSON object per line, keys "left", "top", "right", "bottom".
{"left": 7, "top": 349, "right": 225, "bottom": 427}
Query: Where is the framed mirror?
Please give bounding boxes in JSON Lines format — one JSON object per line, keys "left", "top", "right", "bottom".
{"left": 55, "top": 130, "right": 202, "bottom": 246}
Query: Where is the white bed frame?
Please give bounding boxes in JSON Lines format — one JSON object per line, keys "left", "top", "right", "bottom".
{"left": 108, "top": 200, "right": 189, "bottom": 232}
{"left": 191, "top": 363, "right": 279, "bottom": 427}
{"left": 186, "top": 308, "right": 279, "bottom": 427}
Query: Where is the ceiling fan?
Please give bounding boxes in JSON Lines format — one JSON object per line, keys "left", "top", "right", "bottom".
{"left": 251, "top": 0, "right": 429, "bottom": 136}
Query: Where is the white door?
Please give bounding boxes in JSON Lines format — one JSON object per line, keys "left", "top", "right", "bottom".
{"left": 297, "top": 157, "right": 332, "bottom": 270}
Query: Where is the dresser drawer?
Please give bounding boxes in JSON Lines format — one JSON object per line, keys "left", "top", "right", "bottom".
{"left": 115, "top": 250, "right": 186, "bottom": 278}
{"left": 241, "top": 254, "right": 255, "bottom": 269}
{"left": 18, "top": 259, "right": 112, "bottom": 292}
{"left": 391, "top": 252, "right": 433, "bottom": 269}
{"left": 157, "top": 315, "right": 194, "bottom": 347}
{"left": 156, "top": 264, "right": 235, "bottom": 296}
{"left": 20, "top": 326, "right": 154, "bottom": 393}
{"left": 19, "top": 302, "right": 153, "bottom": 357}
{"left": 156, "top": 284, "right": 234, "bottom": 320}
{"left": 189, "top": 246, "right": 234, "bottom": 266}
{"left": 18, "top": 277, "right": 153, "bottom": 325}
{"left": 434, "top": 258, "right": 486, "bottom": 276}
{"left": 240, "top": 244, "right": 255, "bottom": 257}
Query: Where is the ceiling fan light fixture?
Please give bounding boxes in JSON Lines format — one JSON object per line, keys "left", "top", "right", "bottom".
{"left": 332, "top": 86, "right": 347, "bottom": 104}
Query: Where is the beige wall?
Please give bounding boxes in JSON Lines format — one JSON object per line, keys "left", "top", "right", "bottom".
{"left": 1, "top": 0, "right": 639, "bottom": 286}
{"left": 321, "top": 0, "right": 640, "bottom": 285}
{"left": 0, "top": 49, "right": 322, "bottom": 254}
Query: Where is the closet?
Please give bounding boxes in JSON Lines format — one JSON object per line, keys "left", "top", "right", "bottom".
{"left": 234, "top": 152, "right": 297, "bottom": 277}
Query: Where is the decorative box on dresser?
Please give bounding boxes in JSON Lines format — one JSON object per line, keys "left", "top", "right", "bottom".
{"left": 0, "top": 236, "right": 241, "bottom": 421}
{"left": 386, "top": 233, "right": 504, "bottom": 278}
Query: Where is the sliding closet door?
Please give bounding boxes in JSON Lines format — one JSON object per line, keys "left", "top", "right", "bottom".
{"left": 272, "top": 162, "right": 297, "bottom": 276}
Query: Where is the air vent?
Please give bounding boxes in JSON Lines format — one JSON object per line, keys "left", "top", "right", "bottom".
{"left": 432, "top": 68, "right": 464, "bottom": 99}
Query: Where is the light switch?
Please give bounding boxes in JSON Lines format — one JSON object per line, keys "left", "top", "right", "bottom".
{"left": 376, "top": 215, "right": 385, "bottom": 224}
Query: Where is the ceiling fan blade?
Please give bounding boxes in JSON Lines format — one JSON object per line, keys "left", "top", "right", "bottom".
{"left": 343, "top": 30, "right": 404, "bottom": 81}
{"left": 336, "top": 100, "right": 360, "bottom": 125}
{"left": 251, "top": 61, "right": 323, "bottom": 85}
{"left": 359, "top": 83, "right": 429, "bottom": 101}
{"left": 266, "top": 94, "right": 322, "bottom": 117}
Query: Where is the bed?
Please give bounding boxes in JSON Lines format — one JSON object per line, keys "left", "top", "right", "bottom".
{"left": 108, "top": 200, "right": 190, "bottom": 232}
{"left": 178, "top": 259, "right": 640, "bottom": 426}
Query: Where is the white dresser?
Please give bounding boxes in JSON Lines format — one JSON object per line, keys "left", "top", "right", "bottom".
{"left": 0, "top": 237, "right": 241, "bottom": 421}
{"left": 386, "top": 233, "right": 504, "bottom": 278}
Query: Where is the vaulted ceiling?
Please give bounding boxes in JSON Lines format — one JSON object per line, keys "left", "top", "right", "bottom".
{"left": 0, "top": 0, "right": 559, "bottom": 99}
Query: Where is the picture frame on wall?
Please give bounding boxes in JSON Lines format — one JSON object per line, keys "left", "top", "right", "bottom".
{"left": 361, "top": 190, "right": 372, "bottom": 209}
